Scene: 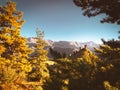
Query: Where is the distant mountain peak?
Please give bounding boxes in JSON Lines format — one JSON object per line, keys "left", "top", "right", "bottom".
{"left": 27, "top": 37, "right": 99, "bottom": 54}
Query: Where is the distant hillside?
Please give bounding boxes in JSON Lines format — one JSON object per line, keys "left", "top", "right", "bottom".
{"left": 27, "top": 37, "right": 99, "bottom": 55}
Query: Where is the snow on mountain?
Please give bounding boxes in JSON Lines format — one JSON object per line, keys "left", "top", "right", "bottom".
{"left": 26, "top": 37, "right": 99, "bottom": 54}
{"left": 81, "top": 41, "right": 99, "bottom": 51}
{"left": 27, "top": 37, "right": 37, "bottom": 43}
{"left": 27, "top": 37, "right": 54, "bottom": 46}
{"left": 45, "top": 40, "right": 54, "bottom": 46}
{"left": 53, "top": 41, "right": 81, "bottom": 48}
{"left": 52, "top": 41, "right": 99, "bottom": 51}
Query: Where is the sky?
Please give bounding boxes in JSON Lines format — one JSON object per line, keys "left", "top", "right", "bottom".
{"left": 0, "top": 0, "right": 120, "bottom": 43}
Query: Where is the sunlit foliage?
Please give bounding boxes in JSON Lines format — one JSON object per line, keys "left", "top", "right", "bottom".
{"left": 28, "top": 29, "right": 50, "bottom": 89}
{"left": 94, "top": 38, "right": 120, "bottom": 90}
{"left": 46, "top": 47, "right": 100, "bottom": 90}
{"left": 104, "top": 81, "right": 119, "bottom": 90}
{"left": 0, "top": 1, "right": 32, "bottom": 89}
{"left": 0, "top": 1, "right": 120, "bottom": 90}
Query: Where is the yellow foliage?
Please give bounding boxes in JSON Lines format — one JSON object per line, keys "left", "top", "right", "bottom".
{"left": 28, "top": 29, "right": 49, "bottom": 88}
{"left": 104, "top": 81, "right": 119, "bottom": 90}
{"left": 0, "top": 1, "right": 32, "bottom": 88}
{"left": 62, "top": 79, "right": 69, "bottom": 85}
{"left": 101, "top": 66, "right": 106, "bottom": 72}
{"left": 0, "top": 45, "right": 6, "bottom": 55}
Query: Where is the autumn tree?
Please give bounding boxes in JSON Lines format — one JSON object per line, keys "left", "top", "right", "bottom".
{"left": 69, "top": 45, "right": 99, "bottom": 64}
{"left": 73, "top": 0, "right": 120, "bottom": 24}
{"left": 73, "top": 1, "right": 120, "bottom": 88}
{"left": 46, "top": 46, "right": 100, "bottom": 90}
{"left": 45, "top": 58, "right": 72, "bottom": 90}
{"left": 28, "top": 29, "right": 49, "bottom": 90}
{"left": 68, "top": 46, "right": 99, "bottom": 90}
{"left": 0, "top": 1, "right": 32, "bottom": 89}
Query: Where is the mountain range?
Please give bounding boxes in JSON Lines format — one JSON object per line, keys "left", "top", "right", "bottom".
{"left": 27, "top": 37, "right": 100, "bottom": 55}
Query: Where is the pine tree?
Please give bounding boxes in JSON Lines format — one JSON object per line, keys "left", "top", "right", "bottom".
{"left": 95, "top": 31, "right": 120, "bottom": 60}
{"left": 45, "top": 58, "right": 72, "bottom": 90}
{"left": 94, "top": 37, "right": 120, "bottom": 90}
{"left": 73, "top": 0, "right": 120, "bottom": 24}
{"left": 46, "top": 46, "right": 100, "bottom": 90}
{"left": 69, "top": 45, "right": 99, "bottom": 64}
{"left": 49, "top": 47, "right": 62, "bottom": 59}
{"left": 95, "top": 45, "right": 120, "bottom": 60}
{"left": 0, "top": 1, "right": 32, "bottom": 89}
{"left": 28, "top": 28, "right": 49, "bottom": 89}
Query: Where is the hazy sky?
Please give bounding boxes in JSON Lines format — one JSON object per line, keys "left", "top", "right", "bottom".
{"left": 1, "top": 0, "right": 120, "bottom": 43}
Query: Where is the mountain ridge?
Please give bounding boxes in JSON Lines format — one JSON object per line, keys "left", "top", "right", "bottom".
{"left": 27, "top": 37, "right": 99, "bottom": 55}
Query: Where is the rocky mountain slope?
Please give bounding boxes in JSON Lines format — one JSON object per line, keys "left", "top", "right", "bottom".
{"left": 27, "top": 37, "right": 99, "bottom": 55}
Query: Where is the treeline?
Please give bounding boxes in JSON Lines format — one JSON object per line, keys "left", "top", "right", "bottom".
{"left": 49, "top": 47, "right": 67, "bottom": 59}
{"left": 0, "top": 1, "right": 120, "bottom": 90}
{"left": 46, "top": 37, "right": 120, "bottom": 90}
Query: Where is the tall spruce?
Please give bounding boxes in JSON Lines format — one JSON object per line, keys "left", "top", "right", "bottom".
{"left": 0, "top": 1, "right": 32, "bottom": 89}
{"left": 28, "top": 28, "right": 49, "bottom": 89}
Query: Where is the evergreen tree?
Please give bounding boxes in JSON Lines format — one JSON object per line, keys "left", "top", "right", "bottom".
{"left": 101, "top": 39, "right": 120, "bottom": 48}
{"left": 94, "top": 35, "right": 120, "bottom": 90}
{"left": 62, "top": 53, "right": 67, "bottom": 58}
{"left": 95, "top": 30, "right": 120, "bottom": 60}
{"left": 73, "top": 0, "right": 120, "bottom": 24}
{"left": 0, "top": 1, "right": 32, "bottom": 89}
{"left": 49, "top": 47, "right": 62, "bottom": 59}
{"left": 68, "top": 46, "right": 99, "bottom": 90}
{"left": 69, "top": 45, "right": 99, "bottom": 64}
{"left": 46, "top": 46, "right": 100, "bottom": 90}
{"left": 95, "top": 45, "right": 120, "bottom": 60}
{"left": 28, "top": 28, "right": 49, "bottom": 89}
{"left": 101, "top": 31, "right": 120, "bottom": 48}
{"left": 45, "top": 58, "right": 72, "bottom": 90}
